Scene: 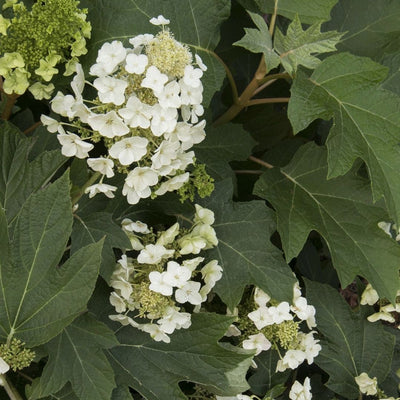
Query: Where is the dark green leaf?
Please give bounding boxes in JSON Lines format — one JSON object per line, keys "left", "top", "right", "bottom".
{"left": 111, "top": 386, "right": 132, "bottom": 400}
{"left": 0, "top": 174, "right": 103, "bottom": 346}
{"left": 248, "top": 350, "right": 290, "bottom": 396}
{"left": 196, "top": 123, "right": 256, "bottom": 165}
{"left": 254, "top": 143, "right": 400, "bottom": 302}
{"left": 195, "top": 122, "right": 256, "bottom": 182}
{"left": 108, "top": 313, "right": 253, "bottom": 400}
{"left": 306, "top": 280, "right": 396, "bottom": 398}
{"left": 381, "top": 328, "right": 400, "bottom": 397}
{"left": 288, "top": 53, "right": 400, "bottom": 226}
{"left": 202, "top": 180, "right": 296, "bottom": 309}
{"left": 324, "top": 0, "right": 400, "bottom": 59}
{"left": 29, "top": 314, "right": 117, "bottom": 400}
{"left": 381, "top": 50, "right": 400, "bottom": 95}
{"left": 71, "top": 212, "right": 131, "bottom": 281}
{"left": 0, "top": 121, "right": 66, "bottom": 223}
{"left": 257, "top": 0, "right": 338, "bottom": 24}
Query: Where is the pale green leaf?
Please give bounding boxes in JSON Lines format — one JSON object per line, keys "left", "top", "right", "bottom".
{"left": 0, "top": 121, "right": 66, "bottom": 223}
{"left": 234, "top": 11, "right": 280, "bottom": 71}
{"left": 29, "top": 314, "right": 117, "bottom": 400}
{"left": 253, "top": 143, "right": 400, "bottom": 302}
{"left": 108, "top": 313, "right": 253, "bottom": 400}
{"left": 201, "top": 180, "right": 296, "bottom": 309}
{"left": 257, "top": 0, "right": 338, "bottom": 24}
{"left": 288, "top": 52, "right": 400, "bottom": 226}
{"left": 324, "top": 0, "right": 400, "bottom": 59}
{"left": 80, "top": 0, "right": 230, "bottom": 105}
{"left": 306, "top": 280, "right": 395, "bottom": 398}
{"left": 274, "top": 15, "right": 343, "bottom": 75}
{"left": 71, "top": 212, "right": 131, "bottom": 281}
{"left": 0, "top": 174, "right": 103, "bottom": 346}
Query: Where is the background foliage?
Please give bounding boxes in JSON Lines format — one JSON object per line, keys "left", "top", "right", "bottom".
{"left": 1, "top": 0, "right": 400, "bottom": 399}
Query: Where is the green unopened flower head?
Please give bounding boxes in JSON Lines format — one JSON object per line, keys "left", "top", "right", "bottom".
{"left": 146, "top": 29, "right": 192, "bottom": 78}
{"left": 178, "top": 163, "right": 214, "bottom": 203}
{"left": 0, "top": 0, "right": 91, "bottom": 97}
{"left": 132, "top": 281, "right": 172, "bottom": 318}
{"left": 0, "top": 338, "right": 35, "bottom": 371}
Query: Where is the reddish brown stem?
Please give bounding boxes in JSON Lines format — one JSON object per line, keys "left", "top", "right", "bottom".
{"left": 246, "top": 97, "right": 289, "bottom": 106}
{"left": 23, "top": 121, "right": 42, "bottom": 135}
{"left": 213, "top": 55, "right": 267, "bottom": 126}
{"left": 1, "top": 93, "right": 19, "bottom": 120}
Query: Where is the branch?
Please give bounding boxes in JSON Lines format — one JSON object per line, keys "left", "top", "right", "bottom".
{"left": 246, "top": 97, "right": 289, "bottom": 106}
{"left": 269, "top": 0, "right": 279, "bottom": 36}
{"left": 0, "top": 375, "right": 24, "bottom": 400}
{"left": 23, "top": 121, "right": 42, "bottom": 135}
{"left": 1, "top": 93, "right": 19, "bottom": 121}
{"left": 210, "top": 52, "right": 239, "bottom": 103}
{"left": 249, "top": 156, "right": 274, "bottom": 169}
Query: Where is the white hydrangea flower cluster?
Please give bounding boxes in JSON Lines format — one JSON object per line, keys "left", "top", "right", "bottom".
{"left": 361, "top": 284, "right": 400, "bottom": 326}
{"left": 108, "top": 205, "right": 222, "bottom": 343}
{"left": 289, "top": 377, "right": 312, "bottom": 400}
{"left": 236, "top": 284, "right": 321, "bottom": 373}
{"left": 355, "top": 372, "right": 378, "bottom": 396}
{"left": 42, "top": 15, "right": 212, "bottom": 204}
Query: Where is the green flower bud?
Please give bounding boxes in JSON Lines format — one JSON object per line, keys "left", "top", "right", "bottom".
{"left": 0, "top": 338, "right": 35, "bottom": 371}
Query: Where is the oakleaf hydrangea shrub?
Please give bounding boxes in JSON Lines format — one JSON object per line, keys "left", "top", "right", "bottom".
{"left": 1, "top": 1, "right": 400, "bottom": 400}
{"left": 109, "top": 204, "right": 222, "bottom": 343}
{"left": 41, "top": 16, "right": 214, "bottom": 204}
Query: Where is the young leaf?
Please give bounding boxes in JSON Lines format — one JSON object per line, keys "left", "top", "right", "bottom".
{"left": 29, "top": 313, "right": 118, "bottom": 400}
{"left": 324, "top": 0, "right": 400, "bottom": 59}
{"left": 71, "top": 212, "right": 131, "bottom": 281}
{"left": 81, "top": 0, "right": 231, "bottom": 105}
{"left": 108, "top": 313, "right": 253, "bottom": 400}
{"left": 288, "top": 52, "right": 400, "bottom": 226}
{"left": 253, "top": 143, "right": 400, "bottom": 302}
{"left": 274, "top": 15, "right": 343, "bottom": 76}
{"left": 234, "top": 11, "right": 280, "bottom": 71}
{"left": 0, "top": 174, "right": 103, "bottom": 346}
{"left": 0, "top": 121, "right": 66, "bottom": 223}
{"left": 306, "top": 280, "right": 396, "bottom": 398}
{"left": 201, "top": 180, "right": 296, "bottom": 310}
{"left": 256, "top": 0, "right": 338, "bottom": 24}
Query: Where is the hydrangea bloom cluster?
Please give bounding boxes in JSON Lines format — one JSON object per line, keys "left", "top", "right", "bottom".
{"left": 289, "top": 377, "right": 312, "bottom": 400}
{"left": 42, "top": 16, "right": 214, "bottom": 204}
{"left": 108, "top": 205, "right": 222, "bottom": 343}
{"left": 0, "top": 0, "right": 90, "bottom": 98}
{"left": 233, "top": 284, "right": 321, "bottom": 373}
{"left": 355, "top": 372, "right": 378, "bottom": 396}
{"left": 361, "top": 284, "right": 400, "bottom": 327}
